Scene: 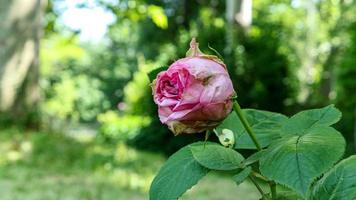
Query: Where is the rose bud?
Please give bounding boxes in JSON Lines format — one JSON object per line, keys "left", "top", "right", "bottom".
{"left": 151, "top": 38, "right": 235, "bottom": 135}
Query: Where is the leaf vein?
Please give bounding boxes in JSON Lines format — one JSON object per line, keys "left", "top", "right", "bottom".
{"left": 295, "top": 135, "right": 305, "bottom": 193}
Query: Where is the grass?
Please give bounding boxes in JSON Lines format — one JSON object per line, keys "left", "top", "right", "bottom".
{"left": 0, "top": 128, "right": 260, "bottom": 200}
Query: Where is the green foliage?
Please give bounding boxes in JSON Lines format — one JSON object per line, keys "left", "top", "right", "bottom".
{"left": 282, "top": 105, "right": 342, "bottom": 135}
{"left": 216, "top": 109, "right": 288, "bottom": 149}
{"left": 41, "top": 35, "right": 110, "bottom": 123}
{"left": 147, "top": 5, "right": 168, "bottom": 29}
{"left": 112, "top": 0, "right": 300, "bottom": 154}
{"left": 38, "top": 0, "right": 356, "bottom": 157}
{"left": 124, "top": 58, "right": 156, "bottom": 115}
{"left": 0, "top": 127, "right": 167, "bottom": 199}
{"left": 336, "top": 21, "right": 356, "bottom": 152}
{"left": 150, "top": 104, "right": 353, "bottom": 199}
{"left": 232, "top": 167, "right": 252, "bottom": 186}
{"left": 97, "top": 111, "right": 150, "bottom": 142}
{"left": 190, "top": 142, "right": 244, "bottom": 170}
{"left": 275, "top": 191, "right": 303, "bottom": 200}
{"left": 260, "top": 105, "right": 345, "bottom": 197}
{"left": 14, "top": 0, "right": 356, "bottom": 199}
{"left": 241, "top": 150, "right": 266, "bottom": 167}
{"left": 260, "top": 126, "right": 345, "bottom": 198}
{"left": 310, "top": 155, "right": 356, "bottom": 200}
{"left": 149, "top": 143, "right": 209, "bottom": 200}
{"left": 232, "top": 19, "right": 292, "bottom": 112}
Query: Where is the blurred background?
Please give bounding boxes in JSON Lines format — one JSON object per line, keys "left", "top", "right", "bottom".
{"left": 0, "top": 0, "right": 356, "bottom": 199}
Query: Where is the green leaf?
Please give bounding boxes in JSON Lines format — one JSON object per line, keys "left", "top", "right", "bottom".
{"left": 241, "top": 150, "right": 266, "bottom": 167}
{"left": 149, "top": 143, "right": 209, "bottom": 200}
{"left": 276, "top": 191, "right": 303, "bottom": 200}
{"left": 310, "top": 155, "right": 356, "bottom": 200}
{"left": 147, "top": 5, "right": 168, "bottom": 29}
{"left": 147, "top": 66, "right": 168, "bottom": 83}
{"left": 282, "top": 105, "right": 341, "bottom": 135}
{"left": 259, "top": 126, "right": 345, "bottom": 198}
{"left": 216, "top": 109, "right": 288, "bottom": 149}
{"left": 232, "top": 167, "right": 252, "bottom": 186}
{"left": 190, "top": 142, "right": 244, "bottom": 170}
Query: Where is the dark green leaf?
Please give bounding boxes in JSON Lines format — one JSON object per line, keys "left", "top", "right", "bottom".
{"left": 260, "top": 126, "right": 345, "bottom": 198}
{"left": 282, "top": 105, "right": 341, "bottom": 136}
{"left": 232, "top": 167, "right": 251, "bottom": 186}
{"left": 190, "top": 142, "right": 244, "bottom": 170}
{"left": 216, "top": 109, "right": 288, "bottom": 149}
{"left": 149, "top": 143, "right": 209, "bottom": 200}
{"left": 232, "top": 167, "right": 252, "bottom": 185}
{"left": 275, "top": 191, "right": 303, "bottom": 200}
{"left": 241, "top": 150, "right": 266, "bottom": 167}
{"left": 310, "top": 155, "right": 356, "bottom": 200}
{"left": 147, "top": 66, "right": 168, "bottom": 83}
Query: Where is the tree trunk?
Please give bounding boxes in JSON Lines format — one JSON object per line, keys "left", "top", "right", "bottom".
{"left": 225, "top": 0, "right": 252, "bottom": 88}
{"left": 225, "top": 0, "right": 252, "bottom": 55}
{"left": 0, "top": 0, "right": 41, "bottom": 127}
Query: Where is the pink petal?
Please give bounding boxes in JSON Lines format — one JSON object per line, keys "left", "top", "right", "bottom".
{"left": 159, "top": 98, "right": 179, "bottom": 107}
{"left": 200, "top": 74, "right": 234, "bottom": 104}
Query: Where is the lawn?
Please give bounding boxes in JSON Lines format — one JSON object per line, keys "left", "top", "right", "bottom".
{"left": 0, "top": 128, "right": 260, "bottom": 200}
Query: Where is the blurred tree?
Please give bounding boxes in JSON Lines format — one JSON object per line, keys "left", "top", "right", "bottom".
{"left": 0, "top": 0, "right": 42, "bottom": 127}
{"left": 40, "top": 34, "right": 112, "bottom": 127}
{"left": 336, "top": 21, "right": 356, "bottom": 153}
{"left": 233, "top": 0, "right": 292, "bottom": 112}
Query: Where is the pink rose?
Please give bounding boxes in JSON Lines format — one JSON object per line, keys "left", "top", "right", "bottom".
{"left": 152, "top": 38, "right": 235, "bottom": 135}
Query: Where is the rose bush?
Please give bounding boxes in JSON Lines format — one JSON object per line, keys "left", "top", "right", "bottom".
{"left": 152, "top": 38, "right": 235, "bottom": 135}
{"left": 148, "top": 39, "right": 356, "bottom": 200}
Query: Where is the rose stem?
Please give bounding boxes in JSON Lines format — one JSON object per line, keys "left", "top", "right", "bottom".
{"left": 251, "top": 170, "right": 269, "bottom": 182}
{"left": 232, "top": 100, "right": 277, "bottom": 199}
{"left": 270, "top": 181, "right": 277, "bottom": 199}
{"left": 232, "top": 101, "right": 262, "bottom": 150}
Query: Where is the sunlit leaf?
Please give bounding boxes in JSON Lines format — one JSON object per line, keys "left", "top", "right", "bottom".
{"left": 282, "top": 104, "right": 341, "bottom": 135}
{"left": 190, "top": 142, "right": 244, "bottom": 170}
{"left": 147, "top": 5, "right": 168, "bottom": 29}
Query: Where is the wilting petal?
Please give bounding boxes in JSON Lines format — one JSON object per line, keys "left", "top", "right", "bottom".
{"left": 179, "top": 57, "right": 227, "bottom": 79}
{"left": 173, "top": 78, "right": 204, "bottom": 109}
{"left": 158, "top": 106, "right": 172, "bottom": 123}
{"left": 158, "top": 98, "right": 179, "bottom": 107}
{"left": 167, "top": 120, "right": 221, "bottom": 135}
{"left": 200, "top": 74, "right": 234, "bottom": 104}
{"left": 165, "top": 104, "right": 201, "bottom": 123}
